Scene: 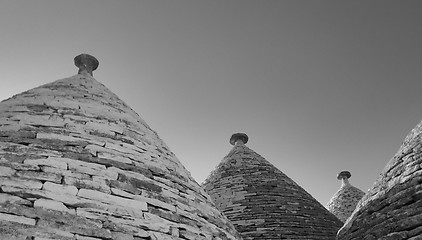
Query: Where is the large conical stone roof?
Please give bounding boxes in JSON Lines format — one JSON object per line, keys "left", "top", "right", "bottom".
{"left": 0, "top": 54, "right": 242, "bottom": 240}
{"left": 337, "top": 120, "right": 422, "bottom": 239}
{"left": 326, "top": 171, "right": 365, "bottom": 223}
{"left": 202, "top": 133, "right": 343, "bottom": 240}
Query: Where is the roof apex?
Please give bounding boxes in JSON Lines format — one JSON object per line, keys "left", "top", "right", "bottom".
{"left": 74, "top": 53, "right": 99, "bottom": 76}
{"left": 229, "top": 133, "right": 248, "bottom": 145}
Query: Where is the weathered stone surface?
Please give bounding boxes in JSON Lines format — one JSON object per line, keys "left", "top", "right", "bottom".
{"left": 65, "top": 175, "right": 111, "bottom": 193}
{"left": 0, "top": 212, "right": 36, "bottom": 225}
{"left": 203, "top": 136, "right": 343, "bottom": 239}
{"left": 0, "top": 221, "right": 39, "bottom": 240}
{"left": 326, "top": 171, "right": 365, "bottom": 222}
{"left": 43, "top": 181, "right": 79, "bottom": 196}
{"left": 0, "top": 61, "right": 241, "bottom": 240}
{"left": 77, "top": 188, "right": 148, "bottom": 212}
{"left": 24, "top": 157, "right": 68, "bottom": 170}
{"left": 337, "top": 120, "right": 422, "bottom": 239}
{"left": 34, "top": 199, "right": 75, "bottom": 214}
{"left": 16, "top": 170, "right": 63, "bottom": 183}
{"left": 0, "top": 165, "right": 16, "bottom": 176}
{"left": 0, "top": 193, "right": 32, "bottom": 206}
{"left": 0, "top": 177, "right": 43, "bottom": 189}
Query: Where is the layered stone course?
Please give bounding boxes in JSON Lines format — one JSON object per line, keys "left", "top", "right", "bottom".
{"left": 203, "top": 141, "right": 343, "bottom": 240}
{"left": 337, "top": 120, "right": 422, "bottom": 239}
{"left": 0, "top": 73, "right": 241, "bottom": 239}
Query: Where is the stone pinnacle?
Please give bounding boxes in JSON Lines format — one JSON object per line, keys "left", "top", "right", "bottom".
{"left": 337, "top": 171, "right": 351, "bottom": 186}
{"left": 337, "top": 171, "right": 351, "bottom": 180}
{"left": 230, "top": 133, "right": 248, "bottom": 146}
{"left": 74, "top": 54, "right": 99, "bottom": 76}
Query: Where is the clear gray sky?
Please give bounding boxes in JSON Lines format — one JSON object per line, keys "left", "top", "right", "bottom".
{"left": 1, "top": 0, "right": 421, "bottom": 206}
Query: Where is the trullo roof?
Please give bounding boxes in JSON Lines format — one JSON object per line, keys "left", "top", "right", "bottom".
{"left": 337, "top": 120, "right": 422, "bottom": 239}
{"left": 0, "top": 54, "right": 242, "bottom": 240}
{"left": 203, "top": 133, "right": 343, "bottom": 240}
{"left": 326, "top": 171, "right": 365, "bottom": 223}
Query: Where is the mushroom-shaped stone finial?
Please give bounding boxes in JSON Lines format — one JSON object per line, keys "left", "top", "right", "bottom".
{"left": 230, "top": 133, "right": 248, "bottom": 146}
{"left": 337, "top": 171, "right": 351, "bottom": 186}
{"left": 337, "top": 171, "right": 351, "bottom": 180}
{"left": 74, "top": 54, "right": 99, "bottom": 76}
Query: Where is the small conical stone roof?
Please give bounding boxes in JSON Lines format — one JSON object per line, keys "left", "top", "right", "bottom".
{"left": 203, "top": 133, "right": 343, "bottom": 240}
{"left": 326, "top": 171, "right": 365, "bottom": 222}
{"left": 337, "top": 120, "right": 422, "bottom": 239}
{"left": 0, "top": 54, "right": 241, "bottom": 240}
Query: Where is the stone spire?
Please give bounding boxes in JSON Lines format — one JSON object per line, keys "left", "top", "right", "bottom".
{"left": 203, "top": 133, "right": 343, "bottom": 240}
{"left": 337, "top": 121, "right": 422, "bottom": 239}
{"left": 0, "top": 55, "right": 241, "bottom": 240}
{"left": 326, "top": 171, "right": 365, "bottom": 223}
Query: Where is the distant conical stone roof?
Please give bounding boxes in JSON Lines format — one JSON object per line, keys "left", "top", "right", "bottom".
{"left": 337, "top": 121, "right": 422, "bottom": 239}
{"left": 203, "top": 133, "right": 343, "bottom": 240}
{"left": 326, "top": 171, "right": 365, "bottom": 223}
{"left": 0, "top": 54, "right": 241, "bottom": 240}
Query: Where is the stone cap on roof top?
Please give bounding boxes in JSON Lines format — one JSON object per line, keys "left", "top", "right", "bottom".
{"left": 230, "top": 133, "right": 248, "bottom": 145}
{"left": 74, "top": 54, "right": 99, "bottom": 76}
{"left": 337, "top": 171, "right": 351, "bottom": 180}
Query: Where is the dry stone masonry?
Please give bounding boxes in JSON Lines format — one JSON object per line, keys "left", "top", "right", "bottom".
{"left": 0, "top": 54, "right": 242, "bottom": 240}
{"left": 337, "top": 120, "right": 422, "bottom": 239}
{"left": 326, "top": 171, "right": 365, "bottom": 223}
{"left": 203, "top": 133, "right": 343, "bottom": 240}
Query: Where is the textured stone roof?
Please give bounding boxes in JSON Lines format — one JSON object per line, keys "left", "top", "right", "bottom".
{"left": 326, "top": 171, "right": 365, "bottom": 223}
{"left": 203, "top": 134, "right": 343, "bottom": 240}
{"left": 337, "top": 120, "right": 422, "bottom": 239}
{"left": 0, "top": 55, "right": 242, "bottom": 240}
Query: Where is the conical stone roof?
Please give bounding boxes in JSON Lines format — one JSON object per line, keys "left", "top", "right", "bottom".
{"left": 337, "top": 120, "right": 422, "bottom": 239}
{"left": 202, "top": 133, "right": 343, "bottom": 240}
{"left": 0, "top": 54, "right": 242, "bottom": 240}
{"left": 326, "top": 171, "right": 365, "bottom": 223}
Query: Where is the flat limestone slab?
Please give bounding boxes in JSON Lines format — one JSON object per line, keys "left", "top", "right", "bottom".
{"left": 0, "top": 212, "right": 36, "bottom": 226}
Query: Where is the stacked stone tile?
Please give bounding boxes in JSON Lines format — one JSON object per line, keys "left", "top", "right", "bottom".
{"left": 337, "top": 121, "right": 422, "bottom": 239}
{"left": 326, "top": 171, "right": 365, "bottom": 223}
{"left": 0, "top": 54, "right": 242, "bottom": 240}
{"left": 203, "top": 133, "right": 343, "bottom": 240}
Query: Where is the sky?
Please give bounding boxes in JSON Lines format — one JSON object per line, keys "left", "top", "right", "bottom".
{"left": 1, "top": 0, "right": 422, "bottom": 206}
